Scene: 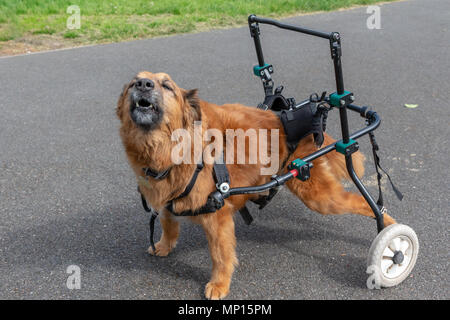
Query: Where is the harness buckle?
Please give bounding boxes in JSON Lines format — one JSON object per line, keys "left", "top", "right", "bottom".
{"left": 207, "top": 191, "right": 225, "bottom": 210}
{"left": 257, "top": 103, "right": 269, "bottom": 110}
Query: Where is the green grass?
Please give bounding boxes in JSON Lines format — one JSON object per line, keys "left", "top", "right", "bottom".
{"left": 0, "top": 0, "right": 395, "bottom": 46}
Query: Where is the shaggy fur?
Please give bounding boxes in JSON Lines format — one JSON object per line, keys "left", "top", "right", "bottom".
{"left": 116, "top": 71, "right": 396, "bottom": 300}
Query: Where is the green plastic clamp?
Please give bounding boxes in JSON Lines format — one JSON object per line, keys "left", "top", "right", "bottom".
{"left": 290, "top": 158, "right": 307, "bottom": 170}
{"left": 329, "top": 90, "right": 353, "bottom": 107}
{"left": 336, "top": 139, "right": 358, "bottom": 155}
{"left": 253, "top": 63, "right": 272, "bottom": 77}
{"left": 289, "top": 158, "right": 311, "bottom": 181}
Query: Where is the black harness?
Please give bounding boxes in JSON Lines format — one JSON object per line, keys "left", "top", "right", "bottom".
{"left": 259, "top": 87, "right": 330, "bottom": 150}
{"left": 138, "top": 152, "right": 244, "bottom": 252}
{"left": 142, "top": 166, "right": 171, "bottom": 180}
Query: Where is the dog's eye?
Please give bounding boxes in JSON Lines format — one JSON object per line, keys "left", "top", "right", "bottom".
{"left": 162, "top": 82, "right": 173, "bottom": 91}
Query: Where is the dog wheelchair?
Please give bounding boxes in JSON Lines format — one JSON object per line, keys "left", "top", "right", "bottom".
{"left": 210, "top": 15, "right": 419, "bottom": 288}
{"left": 142, "top": 15, "right": 419, "bottom": 289}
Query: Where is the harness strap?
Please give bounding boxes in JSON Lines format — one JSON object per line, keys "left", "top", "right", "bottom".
{"left": 140, "top": 192, "right": 159, "bottom": 253}
{"left": 311, "top": 104, "right": 329, "bottom": 148}
{"left": 148, "top": 211, "right": 159, "bottom": 253}
{"left": 166, "top": 200, "right": 217, "bottom": 217}
{"left": 212, "top": 152, "right": 230, "bottom": 192}
{"left": 172, "top": 163, "right": 204, "bottom": 201}
{"left": 249, "top": 186, "right": 279, "bottom": 210}
{"left": 369, "top": 131, "right": 403, "bottom": 210}
{"left": 140, "top": 191, "right": 151, "bottom": 212}
{"left": 238, "top": 206, "right": 254, "bottom": 225}
{"left": 167, "top": 154, "right": 230, "bottom": 216}
{"left": 143, "top": 166, "right": 171, "bottom": 180}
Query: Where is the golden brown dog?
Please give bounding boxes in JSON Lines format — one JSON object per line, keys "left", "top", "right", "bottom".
{"left": 116, "top": 71, "right": 396, "bottom": 299}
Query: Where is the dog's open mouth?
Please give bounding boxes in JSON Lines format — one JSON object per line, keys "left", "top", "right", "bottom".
{"left": 130, "top": 95, "right": 162, "bottom": 130}
{"left": 136, "top": 98, "right": 157, "bottom": 111}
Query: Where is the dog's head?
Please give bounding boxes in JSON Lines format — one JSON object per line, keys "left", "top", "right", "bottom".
{"left": 117, "top": 71, "right": 200, "bottom": 132}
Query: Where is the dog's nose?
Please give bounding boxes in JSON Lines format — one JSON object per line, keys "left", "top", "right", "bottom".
{"left": 135, "top": 78, "right": 154, "bottom": 91}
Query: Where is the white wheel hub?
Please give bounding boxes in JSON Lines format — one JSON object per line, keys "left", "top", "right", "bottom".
{"left": 380, "top": 236, "right": 413, "bottom": 278}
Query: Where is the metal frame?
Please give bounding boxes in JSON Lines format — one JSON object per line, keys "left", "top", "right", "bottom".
{"left": 212, "top": 15, "right": 386, "bottom": 232}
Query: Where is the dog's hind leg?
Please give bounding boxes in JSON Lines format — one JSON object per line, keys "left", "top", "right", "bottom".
{"left": 148, "top": 209, "right": 180, "bottom": 256}
{"left": 199, "top": 205, "right": 237, "bottom": 300}
{"left": 285, "top": 152, "right": 396, "bottom": 226}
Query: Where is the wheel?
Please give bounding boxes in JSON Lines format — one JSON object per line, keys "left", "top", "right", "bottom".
{"left": 366, "top": 224, "right": 419, "bottom": 288}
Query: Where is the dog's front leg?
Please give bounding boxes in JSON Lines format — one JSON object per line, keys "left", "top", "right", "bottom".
{"left": 148, "top": 209, "right": 180, "bottom": 256}
{"left": 200, "top": 207, "right": 237, "bottom": 300}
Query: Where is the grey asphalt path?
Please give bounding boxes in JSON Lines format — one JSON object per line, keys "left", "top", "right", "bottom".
{"left": 0, "top": 0, "right": 448, "bottom": 299}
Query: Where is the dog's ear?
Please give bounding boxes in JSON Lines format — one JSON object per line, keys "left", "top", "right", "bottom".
{"left": 116, "top": 82, "right": 131, "bottom": 119}
{"left": 183, "top": 89, "right": 201, "bottom": 121}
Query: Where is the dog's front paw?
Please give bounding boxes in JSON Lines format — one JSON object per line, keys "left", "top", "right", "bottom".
{"left": 205, "top": 282, "right": 229, "bottom": 300}
{"left": 147, "top": 241, "right": 174, "bottom": 257}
